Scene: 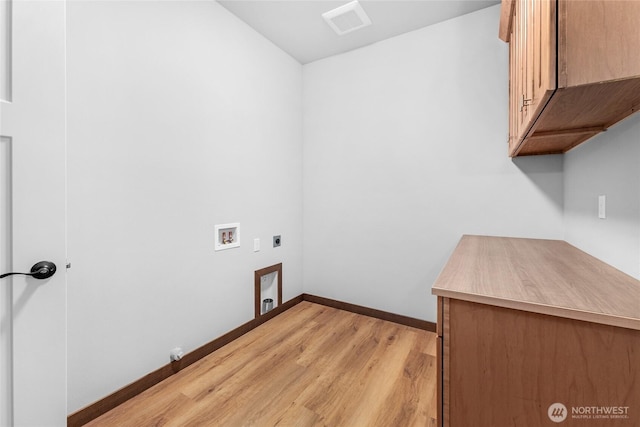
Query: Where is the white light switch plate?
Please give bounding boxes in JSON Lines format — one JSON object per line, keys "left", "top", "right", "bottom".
{"left": 254, "top": 238, "right": 260, "bottom": 252}
{"left": 598, "top": 195, "right": 606, "bottom": 219}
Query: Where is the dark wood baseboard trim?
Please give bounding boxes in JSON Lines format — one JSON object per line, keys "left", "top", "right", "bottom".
{"left": 302, "top": 293, "right": 436, "bottom": 332}
{"left": 67, "top": 293, "right": 434, "bottom": 426}
{"left": 67, "top": 363, "right": 175, "bottom": 427}
{"left": 67, "top": 294, "right": 304, "bottom": 427}
{"left": 181, "top": 292, "right": 301, "bottom": 369}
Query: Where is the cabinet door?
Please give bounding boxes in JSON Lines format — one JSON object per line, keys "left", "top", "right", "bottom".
{"left": 508, "top": 0, "right": 525, "bottom": 153}
{"left": 521, "top": 0, "right": 534, "bottom": 130}
{"left": 508, "top": 22, "right": 519, "bottom": 152}
{"left": 529, "top": 0, "right": 556, "bottom": 119}
{"left": 508, "top": 0, "right": 556, "bottom": 156}
{"left": 508, "top": 0, "right": 535, "bottom": 155}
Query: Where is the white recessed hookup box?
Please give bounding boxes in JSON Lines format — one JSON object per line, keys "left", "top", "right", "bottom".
{"left": 215, "top": 223, "right": 240, "bottom": 251}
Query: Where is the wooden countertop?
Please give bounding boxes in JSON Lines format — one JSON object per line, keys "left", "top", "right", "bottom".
{"left": 432, "top": 235, "right": 640, "bottom": 330}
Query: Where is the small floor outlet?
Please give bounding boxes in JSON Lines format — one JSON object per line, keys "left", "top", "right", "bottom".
{"left": 170, "top": 347, "right": 184, "bottom": 362}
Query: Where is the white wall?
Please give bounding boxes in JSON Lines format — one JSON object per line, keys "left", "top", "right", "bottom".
{"left": 64, "top": 0, "right": 640, "bottom": 414}
{"left": 66, "top": 1, "right": 302, "bottom": 412}
{"left": 302, "top": 5, "right": 564, "bottom": 321}
{"left": 564, "top": 114, "right": 640, "bottom": 279}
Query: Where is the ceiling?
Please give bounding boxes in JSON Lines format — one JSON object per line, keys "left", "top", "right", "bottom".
{"left": 217, "top": 0, "right": 500, "bottom": 64}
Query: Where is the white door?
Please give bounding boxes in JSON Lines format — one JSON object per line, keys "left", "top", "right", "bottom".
{"left": 0, "top": 0, "right": 67, "bottom": 425}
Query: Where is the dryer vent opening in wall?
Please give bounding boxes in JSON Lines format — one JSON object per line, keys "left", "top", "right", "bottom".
{"left": 322, "top": 0, "right": 372, "bottom": 36}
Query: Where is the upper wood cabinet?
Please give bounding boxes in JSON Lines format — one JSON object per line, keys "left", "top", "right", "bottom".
{"left": 500, "top": 0, "right": 640, "bottom": 157}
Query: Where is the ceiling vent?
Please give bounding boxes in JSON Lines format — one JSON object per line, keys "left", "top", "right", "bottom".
{"left": 322, "top": 0, "right": 372, "bottom": 36}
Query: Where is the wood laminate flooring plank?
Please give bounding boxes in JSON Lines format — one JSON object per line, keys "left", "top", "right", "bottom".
{"left": 86, "top": 302, "right": 437, "bottom": 426}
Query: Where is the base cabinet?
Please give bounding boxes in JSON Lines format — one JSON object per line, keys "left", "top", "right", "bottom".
{"left": 437, "top": 297, "right": 640, "bottom": 426}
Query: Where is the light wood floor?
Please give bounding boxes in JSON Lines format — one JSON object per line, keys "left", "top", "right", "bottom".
{"left": 87, "top": 302, "right": 438, "bottom": 426}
